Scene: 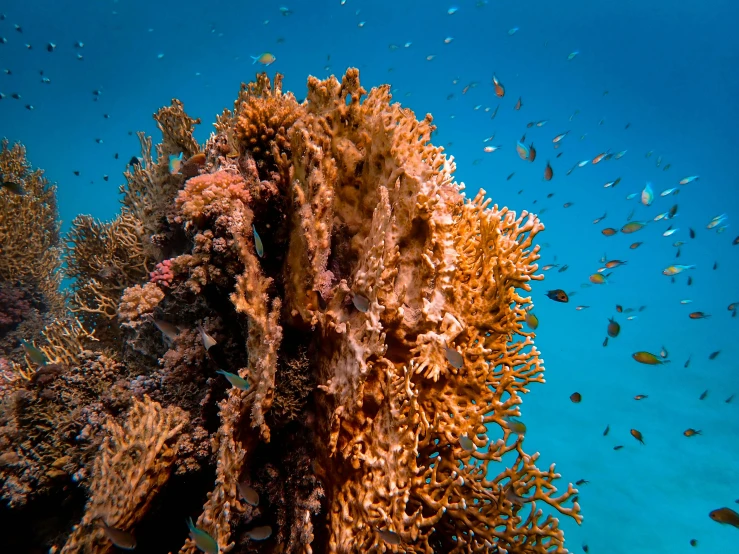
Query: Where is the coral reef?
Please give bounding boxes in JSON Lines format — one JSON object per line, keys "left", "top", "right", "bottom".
{"left": 1, "top": 69, "right": 582, "bottom": 554}
{"left": 61, "top": 395, "right": 188, "bottom": 553}
{"left": 0, "top": 140, "right": 65, "bottom": 316}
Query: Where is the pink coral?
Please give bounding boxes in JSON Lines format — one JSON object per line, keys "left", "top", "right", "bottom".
{"left": 149, "top": 259, "right": 174, "bottom": 288}
{"left": 175, "top": 170, "right": 251, "bottom": 225}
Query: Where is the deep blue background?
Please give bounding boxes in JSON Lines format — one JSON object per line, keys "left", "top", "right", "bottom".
{"left": 2, "top": 1, "right": 738, "bottom": 551}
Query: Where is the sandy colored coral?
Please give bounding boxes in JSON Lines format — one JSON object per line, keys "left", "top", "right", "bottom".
{"left": 60, "top": 395, "right": 187, "bottom": 553}
{"left": 0, "top": 139, "right": 64, "bottom": 315}
{"left": 65, "top": 212, "right": 153, "bottom": 338}
{"left": 118, "top": 282, "right": 166, "bottom": 324}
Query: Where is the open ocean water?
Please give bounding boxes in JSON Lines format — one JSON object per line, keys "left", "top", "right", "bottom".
{"left": 1, "top": 0, "right": 738, "bottom": 552}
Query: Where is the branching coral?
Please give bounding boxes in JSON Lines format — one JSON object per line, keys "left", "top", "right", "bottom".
{"left": 6, "top": 69, "right": 580, "bottom": 553}
{"left": 118, "top": 69, "right": 579, "bottom": 553}
{"left": 60, "top": 395, "right": 188, "bottom": 553}
{"left": 0, "top": 139, "right": 65, "bottom": 315}
{"left": 64, "top": 212, "right": 153, "bottom": 338}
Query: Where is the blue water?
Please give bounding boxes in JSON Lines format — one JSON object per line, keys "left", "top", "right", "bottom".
{"left": 2, "top": 0, "right": 738, "bottom": 551}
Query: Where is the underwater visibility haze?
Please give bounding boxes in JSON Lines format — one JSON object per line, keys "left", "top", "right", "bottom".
{"left": 0, "top": 0, "right": 738, "bottom": 552}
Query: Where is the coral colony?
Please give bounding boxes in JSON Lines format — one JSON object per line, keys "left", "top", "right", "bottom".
{"left": 0, "top": 69, "right": 581, "bottom": 553}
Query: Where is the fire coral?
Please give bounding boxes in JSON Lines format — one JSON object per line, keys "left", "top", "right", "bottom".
{"left": 42, "top": 69, "right": 581, "bottom": 553}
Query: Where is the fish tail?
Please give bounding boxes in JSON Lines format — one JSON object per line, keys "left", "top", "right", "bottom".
{"left": 250, "top": 56, "right": 258, "bottom": 64}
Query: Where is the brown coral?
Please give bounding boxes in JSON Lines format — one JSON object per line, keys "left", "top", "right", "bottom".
{"left": 65, "top": 212, "right": 153, "bottom": 339}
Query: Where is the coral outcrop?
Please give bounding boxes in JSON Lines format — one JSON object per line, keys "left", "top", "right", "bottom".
{"left": 1, "top": 69, "right": 581, "bottom": 554}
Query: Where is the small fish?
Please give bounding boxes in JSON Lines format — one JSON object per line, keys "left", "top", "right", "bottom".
{"left": 683, "top": 428, "right": 701, "bottom": 437}
{"left": 445, "top": 346, "right": 464, "bottom": 368}
{"left": 662, "top": 264, "right": 695, "bottom": 276}
{"left": 21, "top": 339, "right": 48, "bottom": 366}
{"left": 154, "top": 319, "right": 180, "bottom": 343}
{"left": 483, "top": 145, "right": 502, "bottom": 153}
{"left": 352, "top": 293, "right": 370, "bottom": 312}
{"left": 603, "top": 336, "right": 609, "bottom": 347}
{"left": 246, "top": 525, "right": 272, "bottom": 541}
{"left": 679, "top": 175, "right": 699, "bottom": 185}
{"left": 726, "top": 394, "right": 735, "bottom": 404}
{"left": 603, "top": 424, "right": 610, "bottom": 436}
{"left": 630, "top": 242, "right": 643, "bottom": 249}
{"left": 525, "top": 311, "right": 539, "bottom": 330}
{"left": 507, "top": 27, "right": 519, "bottom": 36}
{"left": 376, "top": 528, "right": 402, "bottom": 545}
{"left": 660, "top": 187, "right": 678, "bottom": 197}
{"left": 502, "top": 417, "right": 526, "bottom": 435}
{"left": 707, "top": 214, "right": 728, "bottom": 229}
{"left": 252, "top": 225, "right": 264, "bottom": 258}
{"left": 699, "top": 389, "right": 708, "bottom": 400}
{"left": 660, "top": 346, "right": 669, "bottom": 358}
{"left": 570, "top": 392, "right": 582, "bottom": 403}
{"left": 604, "top": 178, "right": 621, "bottom": 188}
{"left": 237, "top": 481, "right": 259, "bottom": 506}
{"left": 689, "top": 311, "right": 710, "bottom": 319}
{"left": 630, "top": 428, "right": 645, "bottom": 445}
{"left": 567, "top": 50, "right": 579, "bottom": 60}
{"left": 634, "top": 394, "right": 648, "bottom": 400}
{"left": 593, "top": 213, "right": 607, "bottom": 224}
{"left": 545, "top": 289, "right": 569, "bottom": 303}
{"left": 251, "top": 52, "right": 276, "bottom": 65}
{"left": 544, "top": 161, "right": 553, "bottom": 181}
{"left": 614, "top": 445, "right": 624, "bottom": 450}
{"left": 186, "top": 518, "right": 219, "bottom": 554}
{"left": 614, "top": 150, "right": 627, "bottom": 159}
{"left": 605, "top": 260, "right": 627, "bottom": 269}
{"left": 601, "top": 227, "right": 618, "bottom": 236}
{"left": 589, "top": 273, "right": 607, "bottom": 285}
{"left": 492, "top": 74, "right": 505, "bottom": 97}
{"left": 216, "top": 369, "right": 250, "bottom": 391}
{"left": 516, "top": 135, "right": 530, "bottom": 160}
{"left": 577, "top": 159, "right": 589, "bottom": 167}
{"left": 169, "top": 152, "right": 184, "bottom": 174}
{"left": 690, "top": 539, "right": 698, "bottom": 547}
{"left": 708, "top": 350, "right": 720, "bottom": 360}
{"left": 0, "top": 180, "right": 25, "bottom": 195}
{"left": 641, "top": 182, "right": 654, "bottom": 206}
{"left": 607, "top": 318, "right": 620, "bottom": 337}
{"left": 514, "top": 96, "right": 522, "bottom": 110}
{"left": 96, "top": 519, "right": 137, "bottom": 550}
{"left": 709, "top": 507, "right": 739, "bottom": 529}
{"left": 632, "top": 351, "right": 668, "bottom": 365}
{"left": 621, "top": 221, "right": 646, "bottom": 234}
{"left": 459, "top": 434, "right": 475, "bottom": 451}
{"left": 575, "top": 479, "right": 589, "bottom": 486}
{"left": 197, "top": 324, "right": 217, "bottom": 351}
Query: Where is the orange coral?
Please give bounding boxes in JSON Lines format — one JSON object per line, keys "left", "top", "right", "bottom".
{"left": 165, "top": 69, "right": 581, "bottom": 553}
{"left": 216, "top": 73, "right": 304, "bottom": 170}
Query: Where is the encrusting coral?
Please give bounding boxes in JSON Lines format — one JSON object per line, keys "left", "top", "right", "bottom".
{"left": 1, "top": 69, "right": 582, "bottom": 553}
